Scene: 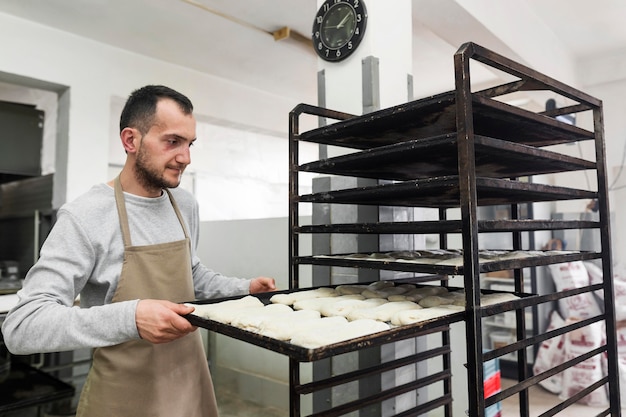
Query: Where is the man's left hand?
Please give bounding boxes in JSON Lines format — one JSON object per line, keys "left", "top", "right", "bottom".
{"left": 249, "top": 276, "right": 276, "bottom": 294}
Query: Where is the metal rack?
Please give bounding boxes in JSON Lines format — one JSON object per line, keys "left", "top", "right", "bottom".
{"left": 287, "top": 42, "right": 620, "bottom": 416}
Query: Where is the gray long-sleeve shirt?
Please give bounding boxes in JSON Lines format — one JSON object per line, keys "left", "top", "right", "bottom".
{"left": 2, "top": 183, "right": 250, "bottom": 354}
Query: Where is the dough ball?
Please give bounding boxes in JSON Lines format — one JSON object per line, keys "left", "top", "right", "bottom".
{"left": 378, "top": 286, "right": 408, "bottom": 297}
{"left": 403, "top": 290, "right": 426, "bottom": 302}
{"left": 347, "top": 301, "right": 421, "bottom": 322}
{"left": 480, "top": 293, "right": 520, "bottom": 306}
{"left": 293, "top": 294, "right": 364, "bottom": 312}
{"left": 321, "top": 298, "right": 388, "bottom": 317}
{"left": 390, "top": 307, "right": 458, "bottom": 326}
{"left": 290, "top": 318, "right": 390, "bottom": 348}
{"left": 257, "top": 310, "right": 322, "bottom": 340}
{"left": 335, "top": 285, "right": 368, "bottom": 295}
{"left": 230, "top": 303, "right": 294, "bottom": 331}
{"left": 269, "top": 293, "right": 294, "bottom": 305}
{"left": 270, "top": 287, "right": 338, "bottom": 305}
{"left": 413, "top": 286, "right": 447, "bottom": 296}
{"left": 367, "top": 281, "right": 395, "bottom": 290}
{"left": 289, "top": 317, "right": 350, "bottom": 348}
{"left": 419, "top": 295, "right": 454, "bottom": 308}
{"left": 362, "top": 289, "right": 387, "bottom": 299}
{"left": 397, "top": 284, "right": 417, "bottom": 291}
{"left": 187, "top": 295, "right": 263, "bottom": 320}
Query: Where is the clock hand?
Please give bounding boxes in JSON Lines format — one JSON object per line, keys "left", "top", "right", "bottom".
{"left": 336, "top": 13, "right": 351, "bottom": 28}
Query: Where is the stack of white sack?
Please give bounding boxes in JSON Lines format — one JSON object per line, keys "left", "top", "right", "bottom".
{"left": 534, "top": 261, "right": 613, "bottom": 407}
{"left": 586, "top": 261, "right": 626, "bottom": 409}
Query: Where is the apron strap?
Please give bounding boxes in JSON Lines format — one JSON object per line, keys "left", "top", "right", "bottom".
{"left": 164, "top": 189, "right": 190, "bottom": 240}
{"left": 114, "top": 176, "right": 133, "bottom": 248}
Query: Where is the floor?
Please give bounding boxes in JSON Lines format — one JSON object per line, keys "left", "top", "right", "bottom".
{"left": 216, "top": 385, "right": 287, "bottom": 417}
{"left": 215, "top": 379, "right": 615, "bottom": 417}
{"left": 499, "top": 378, "right": 609, "bottom": 417}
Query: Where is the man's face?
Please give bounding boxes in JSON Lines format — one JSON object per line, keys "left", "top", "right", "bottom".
{"left": 133, "top": 99, "right": 196, "bottom": 191}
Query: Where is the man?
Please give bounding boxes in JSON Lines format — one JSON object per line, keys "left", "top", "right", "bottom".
{"left": 2, "top": 85, "right": 276, "bottom": 416}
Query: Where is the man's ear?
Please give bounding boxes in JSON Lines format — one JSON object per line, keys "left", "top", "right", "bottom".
{"left": 120, "top": 127, "right": 139, "bottom": 154}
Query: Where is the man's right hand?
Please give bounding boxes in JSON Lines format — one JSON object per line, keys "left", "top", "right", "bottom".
{"left": 135, "top": 299, "right": 197, "bottom": 344}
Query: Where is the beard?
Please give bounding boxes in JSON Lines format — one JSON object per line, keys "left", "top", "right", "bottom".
{"left": 135, "top": 145, "right": 183, "bottom": 191}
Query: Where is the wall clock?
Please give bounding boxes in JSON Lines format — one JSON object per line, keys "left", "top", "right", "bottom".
{"left": 312, "top": 0, "right": 368, "bottom": 62}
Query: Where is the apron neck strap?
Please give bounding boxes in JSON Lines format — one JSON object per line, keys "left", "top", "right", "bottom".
{"left": 114, "top": 176, "right": 133, "bottom": 247}
{"left": 164, "top": 188, "right": 191, "bottom": 239}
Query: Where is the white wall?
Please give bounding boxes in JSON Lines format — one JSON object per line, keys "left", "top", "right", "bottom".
{"left": 542, "top": 50, "right": 626, "bottom": 262}
{"left": 0, "top": 11, "right": 316, "bottom": 209}
{"left": 107, "top": 98, "right": 318, "bottom": 221}
{"left": 580, "top": 70, "right": 626, "bottom": 262}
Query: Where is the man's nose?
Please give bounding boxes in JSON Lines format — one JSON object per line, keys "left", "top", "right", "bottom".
{"left": 177, "top": 146, "right": 191, "bottom": 165}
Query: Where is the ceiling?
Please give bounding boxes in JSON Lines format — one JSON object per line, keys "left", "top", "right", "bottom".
{"left": 1, "top": 0, "right": 625, "bottom": 106}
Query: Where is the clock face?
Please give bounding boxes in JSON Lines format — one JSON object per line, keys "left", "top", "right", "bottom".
{"left": 312, "top": 0, "right": 368, "bottom": 62}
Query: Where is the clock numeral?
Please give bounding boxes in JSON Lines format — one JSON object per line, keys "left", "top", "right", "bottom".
{"left": 355, "top": 27, "right": 360, "bottom": 35}
{"left": 336, "top": 50, "right": 341, "bottom": 58}
{"left": 314, "top": 31, "right": 320, "bottom": 39}
{"left": 356, "top": 14, "right": 361, "bottom": 23}
{"left": 318, "top": 42, "right": 324, "bottom": 51}
{"left": 325, "top": 49, "right": 330, "bottom": 57}
{"left": 323, "top": 3, "right": 330, "bottom": 12}
{"left": 317, "top": 16, "right": 323, "bottom": 24}
{"left": 347, "top": 41, "right": 353, "bottom": 50}
{"left": 353, "top": 0, "right": 360, "bottom": 8}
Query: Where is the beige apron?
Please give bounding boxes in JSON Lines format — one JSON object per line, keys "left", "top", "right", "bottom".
{"left": 76, "top": 177, "right": 218, "bottom": 417}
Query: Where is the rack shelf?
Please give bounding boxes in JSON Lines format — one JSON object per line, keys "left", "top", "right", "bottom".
{"left": 298, "top": 91, "right": 595, "bottom": 149}
{"left": 296, "top": 219, "right": 600, "bottom": 234}
{"left": 299, "top": 175, "right": 596, "bottom": 208}
{"left": 300, "top": 134, "right": 595, "bottom": 181}
{"left": 299, "top": 250, "right": 601, "bottom": 275}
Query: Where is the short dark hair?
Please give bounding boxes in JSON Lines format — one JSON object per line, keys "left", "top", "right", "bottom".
{"left": 119, "top": 85, "right": 194, "bottom": 134}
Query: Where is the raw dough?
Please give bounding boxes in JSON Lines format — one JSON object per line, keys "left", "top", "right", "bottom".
{"left": 269, "top": 287, "right": 338, "bottom": 305}
{"left": 480, "top": 293, "right": 520, "bottom": 306}
{"left": 230, "top": 303, "right": 294, "bottom": 331}
{"left": 290, "top": 318, "right": 390, "bottom": 348}
{"left": 321, "top": 298, "right": 388, "bottom": 317}
{"left": 390, "top": 306, "right": 462, "bottom": 326}
{"left": 413, "top": 286, "right": 448, "bottom": 296}
{"left": 346, "top": 300, "right": 422, "bottom": 322}
{"left": 257, "top": 310, "right": 323, "bottom": 340}
{"left": 367, "top": 281, "right": 395, "bottom": 290}
{"left": 186, "top": 296, "right": 263, "bottom": 320}
{"left": 288, "top": 316, "right": 350, "bottom": 346}
{"left": 335, "top": 284, "right": 369, "bottom": 295}
{"left": 293, "top": 294, "right": 364, "bottom": 311}
{"left": 418, "top": 295, "right": 454, "bottom": 308}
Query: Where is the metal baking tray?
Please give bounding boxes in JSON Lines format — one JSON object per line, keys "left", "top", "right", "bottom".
{"left": 184, "top": 283, "right": 531, "bottom": 362}
{"left": 299, "top": 250, "right": 602, "bottom": 275}
{"left": 299, "top": 134, "right": 595, "bottom": 181}
{"left": 296, "top": 91, "right": 594, "bottom": 150}
{"left": 298, "top": 175, "right": 597, "bottom": 208}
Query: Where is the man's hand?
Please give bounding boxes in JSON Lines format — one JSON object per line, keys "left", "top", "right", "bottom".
{"left": 249, "top": 276, "right": 276, "bottom": 294}
{"left": 135, "top": 299, "right": 197, "bottom": 344}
